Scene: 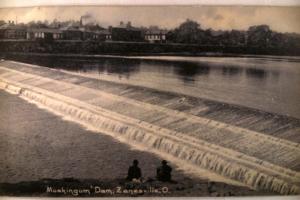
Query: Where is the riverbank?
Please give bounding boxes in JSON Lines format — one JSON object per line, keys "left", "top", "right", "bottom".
{"left": 0, "top": 90, "right": 271, "bottom": 197}
{"left": 2, "top": 51, "right": 300, "bottom": 61}
{"left": 1, "top": 40, "right": 300, "bottom": 56}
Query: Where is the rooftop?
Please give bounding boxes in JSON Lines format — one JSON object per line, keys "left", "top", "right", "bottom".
{"left": 27, "top": 28, "right": 62, "bottom": 33}
{"left": 97, "top": 29, "right": 111, "bottom": 35}
{"left": 145, "top": 30, "right": 168, "bottom": 35}
{"left": 0, "top": 23, "right": 26, "bottom": 30}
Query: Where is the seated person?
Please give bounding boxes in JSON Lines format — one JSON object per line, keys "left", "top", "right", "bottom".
{"left": 156, "top": 160, "right": 172, "bottom": 182}
{"left": 126, "top": 159, "right": 142, "bottom": 181}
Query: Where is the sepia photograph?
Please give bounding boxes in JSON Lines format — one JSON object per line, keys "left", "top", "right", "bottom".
{"left": 0, "top": 0, "right": 299, "bottom": 198}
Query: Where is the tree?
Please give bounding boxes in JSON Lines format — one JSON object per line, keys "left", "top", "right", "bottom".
{"left": 173, "top": 19, "right": 202, "bottom": 43}
{"left": 247, "top": 25, "right": 272, "bottom": 47}
{"left": 218, "top": 30, "right": 246, "bottom": 46}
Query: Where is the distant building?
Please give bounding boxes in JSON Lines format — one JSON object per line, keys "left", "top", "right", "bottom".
{"left": 145, "top": 30, "right": 168, "bottom": 43}
{"left": 26, "top": 28, "right": 63, "bottom": 40}
{"left": 0, "top": 21, "right": 26, "bottom": 39}
{"left": 97, "top": 29, "right": 112, "bottom": 41}
{"left": 60, "top": 26, "right": 82, "bottom": 40}
{"left": 81, "top": 29, "right": 98, "bottom": 41}
{"left": 111, "top": 21, "right": 143, "bottom": 42}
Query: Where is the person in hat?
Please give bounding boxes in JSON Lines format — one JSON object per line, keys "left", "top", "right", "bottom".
{"left": 126, "top": 159, "right": 142, "bottom": 181}
{"left": 156, "top": 160, "right": 172, "bottom": 182}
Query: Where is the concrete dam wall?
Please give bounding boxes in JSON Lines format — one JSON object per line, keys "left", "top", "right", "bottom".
{"left": 0, "top": 60, "right": 299, "bottom": 194}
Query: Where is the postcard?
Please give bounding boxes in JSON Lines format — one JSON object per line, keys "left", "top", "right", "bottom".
{"left": 0, "top": 0, "right": 299, "bottom": 198}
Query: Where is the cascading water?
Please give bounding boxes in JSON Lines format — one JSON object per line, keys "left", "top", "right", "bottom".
{"left": 0, "top": 79, "right": 299, "bottom": 195}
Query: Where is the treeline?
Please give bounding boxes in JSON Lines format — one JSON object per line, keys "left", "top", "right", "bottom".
{"left": 1, "top": 18, "right": 300, "bottom": 56}
{"left": 166, "top": 19, "right": 300, "bottom": 49}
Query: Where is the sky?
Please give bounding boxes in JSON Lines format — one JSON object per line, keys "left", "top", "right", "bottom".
{"left": 1, "top": 0, "right": 299, "bottom": 7}
{"left": 0, "top": 6, "right": 299, "bottom": 33}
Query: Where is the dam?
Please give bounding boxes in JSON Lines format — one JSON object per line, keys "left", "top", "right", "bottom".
{"left": 0, "top": 57, "right": 299, "bottom": 195}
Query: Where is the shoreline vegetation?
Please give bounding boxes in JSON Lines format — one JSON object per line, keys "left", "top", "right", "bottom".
{"left": 1, "top": 40, "right": 300, "bottom": 56}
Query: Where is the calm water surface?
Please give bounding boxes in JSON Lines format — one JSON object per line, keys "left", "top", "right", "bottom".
{"left": 7, "top": 55, "right": 300, "bottom": 118}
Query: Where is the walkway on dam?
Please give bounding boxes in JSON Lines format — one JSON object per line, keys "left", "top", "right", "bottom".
{"left": 0, "top": 60, "right": 299, "bottom": 194}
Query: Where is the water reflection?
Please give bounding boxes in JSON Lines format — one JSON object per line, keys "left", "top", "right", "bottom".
{"left": 245, "top": 68, "right": 267, "bottom": 79}
{"left": 102, "top": 59, "right": 141, "bottom": 77}
{"left": 222, "top": 66, "right": 242, "bottom": 76}
{"left": 8, "top": 55, "right": 284, "bottom": 85}
{"left": 7, "top": 54, "right": 280, "bottom": 84}
{"left": 6, "top": 54, "right": 300, "bottom": 118}
{"left": 172, "top": 62, "right": 210, "bottom": 83}
{"left": 8, "top": 55, "right": 141, "bottom": 79}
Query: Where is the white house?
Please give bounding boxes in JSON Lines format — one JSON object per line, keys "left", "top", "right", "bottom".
{"left": 26, "top": 28, "right": 63, "bottom": 40}
{"left": 145, "top": 30, "right": 168, "bottom": 43}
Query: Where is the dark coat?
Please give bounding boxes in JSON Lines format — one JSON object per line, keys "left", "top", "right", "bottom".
{"left": 156, "top": 164, "right": 172, "bottom": 182}
{"left": 127, "top": 165, "right": 141, "bottom": 181}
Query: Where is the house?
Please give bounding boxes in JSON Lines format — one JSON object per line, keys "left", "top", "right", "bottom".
{"left": 85, "top": 31, "right": 99, "bottom": 40}
{"left": 144, "top": 29, "right": 168, "bottom": 43}
{"left": 0, "top": 21, "right": 26, "bottom": 39}
{"left": 60, "top": 26, "right": 82, "bottom": 40}
{"left": 111, "top": 21, "right": 143, "bottom": 42}
{"left": 81, "top": 30, "right": 98, "bottom": 41}
{"left": 26, "top": 28, "right": 63, "bottom": 40}
{"left": 78, "top": 27, "right": 99, "bottom": 41}
{"left": 97, "top": 29, "right": 112, "bottom": 41}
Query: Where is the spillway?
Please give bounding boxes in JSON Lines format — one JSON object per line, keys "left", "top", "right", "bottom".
{"left": 0, "top": 60, "right": 299, "bottom": 194}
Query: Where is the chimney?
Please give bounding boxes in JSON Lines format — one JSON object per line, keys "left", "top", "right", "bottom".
{"left": 127, "top": 21, "right": 131, "bottom": 28}
{"left": 120, "top": 21, "right": 124, "bottom": 26}
{"left": 80, "top": 16, "right": 83, "bottom": 26}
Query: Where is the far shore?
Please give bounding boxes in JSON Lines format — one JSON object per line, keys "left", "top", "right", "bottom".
{"left": 2, "top": 51, "right": 300, "bottom": 61}
{"left": 1, "top": 40, "right": 300, "bottom": 57}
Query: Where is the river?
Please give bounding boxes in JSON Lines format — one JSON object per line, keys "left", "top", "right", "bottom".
{"left": 5, "top": 54, "right": 300, "bottom": 119}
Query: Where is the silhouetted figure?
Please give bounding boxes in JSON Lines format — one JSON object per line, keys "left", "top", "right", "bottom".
{"left": 126, "top": 159, "right": 142, "bottom": 181}
{"left": 156, "top": 160, "right": 172, "bottom": 182}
